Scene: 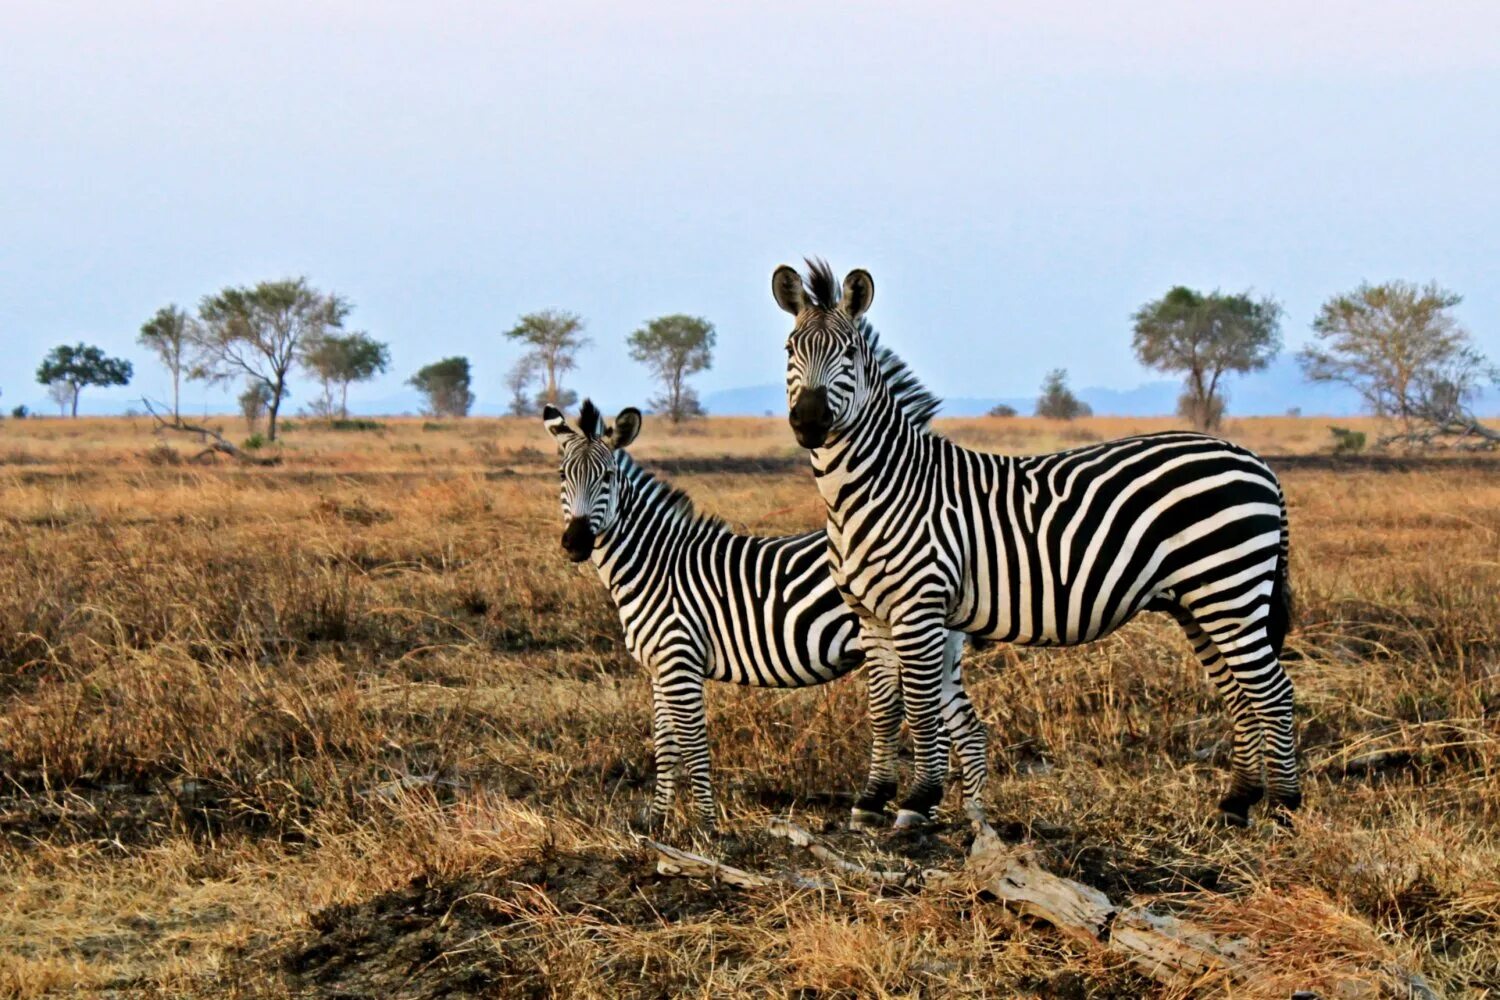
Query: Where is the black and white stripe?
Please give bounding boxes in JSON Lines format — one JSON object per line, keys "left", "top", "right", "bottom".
{"left": 774, "top": 261, "right": 1300, "bottom": 827}
{"left": 543, "top": 400, "right": 986, "bottom": 831}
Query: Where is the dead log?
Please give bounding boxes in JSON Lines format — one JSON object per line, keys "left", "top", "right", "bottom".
{"left": 142, "top": 398, "right": 280, "bottom": 466}
{"left": 953, "top": 831, "right": 1255, "bottom": 986}
{"left": 767, "top": 818, "right": 918, "bottom": 886}
{"left": 638, "top": 836, "right": 830, "bottom": 890}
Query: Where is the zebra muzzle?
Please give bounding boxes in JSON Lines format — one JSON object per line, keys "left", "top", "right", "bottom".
{"left": 789, "top": 386, "right": 832, "bottom": 448}
{"left": 561, "top": 517, "right": 595, "bottom": 562}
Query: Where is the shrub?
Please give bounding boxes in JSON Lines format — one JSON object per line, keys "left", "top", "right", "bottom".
{"left": 1329, "top": 426, "right": 1367, "bottom": 455}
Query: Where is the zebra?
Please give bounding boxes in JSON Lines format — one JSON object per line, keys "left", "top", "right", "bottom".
{"left": 772, "top": 260, "right": 1300, "bottom": 829}
{"left": 543, "top": 399, "right": 987, "bottom": 831}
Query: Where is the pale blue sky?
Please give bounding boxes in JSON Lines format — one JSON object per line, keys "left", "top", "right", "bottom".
{"left": 3, "top": 1, "right": 1497, "bottom": 415}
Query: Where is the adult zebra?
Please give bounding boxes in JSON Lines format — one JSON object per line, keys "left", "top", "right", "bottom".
{"left": 773, "top": 261, "right": 1300, "bottom": 828}
{"left": 543, "top": 399, "right": 986, "bottom": 831}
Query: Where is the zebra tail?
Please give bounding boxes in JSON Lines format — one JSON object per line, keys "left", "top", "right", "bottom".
{"left": 1267, "top": 491, "right": 1294, "bottom": 660}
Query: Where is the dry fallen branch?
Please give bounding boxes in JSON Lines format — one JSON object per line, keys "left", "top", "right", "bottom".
{"left": 142, "top": 398, "right": 280, "bottom": 466}
{"left": 951, "top": 839, "right": 1252, "bottom": 988}
{"left": 637, "top": 836, "right": 831, "bottom": 890}
{"left": 767, "top": 818, "right": 918, "bottom": 886}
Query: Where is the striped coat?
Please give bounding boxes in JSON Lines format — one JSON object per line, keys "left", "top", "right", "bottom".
{"left": 774, "top": 261, "right": 1299, "bottom": 827}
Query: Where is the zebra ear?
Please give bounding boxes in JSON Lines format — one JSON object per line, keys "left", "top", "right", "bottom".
{"left": 841, "top": 269, "right": 874, "bottom": 319}
{"left": 543, "top": 405, "right": 576, "bottom": 448}
{"left": 772, "top": 265, "right": 806, "bottom": 316}
{"left": 610, "top": 407, "right": 642, "bottom": 450}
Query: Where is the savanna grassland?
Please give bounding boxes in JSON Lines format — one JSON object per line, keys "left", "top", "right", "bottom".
{"left": 0, "top": 414, "right": 1496, "bottom": 998}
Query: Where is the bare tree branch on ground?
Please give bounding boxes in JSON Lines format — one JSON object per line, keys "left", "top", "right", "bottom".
{"left": 142, "top": 398, "right": 280, "bottom": 465}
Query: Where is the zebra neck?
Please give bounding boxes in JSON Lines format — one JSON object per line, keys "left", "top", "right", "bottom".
{"left": 809, "top": 391, "right": 928, "bottom": 518}
{"left": 591, "top": 453, "right": 718, "bottom": 589}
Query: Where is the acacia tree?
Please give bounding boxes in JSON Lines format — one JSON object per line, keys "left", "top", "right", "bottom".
{"left": 628, "top": 314, "right": 716, "bottom": 423}
{"left": 138, "top": 305, "right": 194, "bottom": 420}
{"left": 504, "top": 310, "right": 589, "bottom": 409}
{"left": 301, "top": 331, "right": 390, "bottom": 419}
{"left": 36, "top": 343, "right": 133, "bottom": 417}
{"left": 192, "top": 278, "right": 349, "bottom": 441}
{"left": 1035, "top": 368, "right": 1091, "bottom": 420}
{"left": 1300, "top": 281, "right": 1498, "bottom": 447}
{"left": 1132, "top": 287, "right": 1282, "bottom": 431}
{"left": 504, "top": 355, "right": 539, "bottom": 417}
{"left": 408, "top": 357, "right": 475, "bottom": 417}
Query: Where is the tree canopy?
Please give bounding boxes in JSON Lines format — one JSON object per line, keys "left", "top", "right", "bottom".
{"left": 138, "top": 304, "right": 194, "bottom": 420}
{"left": 193, "top": 278, "right": 349, "bottom": 441}
{"left": 1132, "top": 287, "right": 1282, "bottom": 431}
{"left": 301, "top": 331, "right": 389, "bottom": 419}
{"left": 628, "top": 314, "right": 716, "bottom": 422}
{"left": 1300, "top": 280, "right": 1497, "bottom": 447}
{"left": 408, "top": 357, "right": 475, "bottom": 418}
{"left": 504, "top": 310, "right": 589, "bottom": 410}
{"left": 36, "top": 343, "right": 133, "bottom": 417}
{"left": 1035, "top": 368, "right": 1091, "bottom": 420}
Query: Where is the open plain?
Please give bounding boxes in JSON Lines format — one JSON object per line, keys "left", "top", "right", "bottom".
{"left": 0, "top": 414, "right": 1496, "bottom": 998}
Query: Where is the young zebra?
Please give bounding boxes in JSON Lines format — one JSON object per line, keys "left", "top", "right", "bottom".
{"left": 773, "top": 261, "right": 1300, "bottom": 828}
{"left": 543, "top": 399, "right": 986, "bottom": 831}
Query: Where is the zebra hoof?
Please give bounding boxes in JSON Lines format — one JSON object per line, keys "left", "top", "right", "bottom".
{"left": 1218, "top": 808, "right": 1251, "bottom": 829}
{"left": 1217, "top": 786, "right": 1263, "bottom": 829}
{"left": 893, "top": 809, "right": 930, "bottom": 830}
{"left": 634, "top": 806, "right": 667, "bottom": 835}
{"left": 849, "top": 808, "right": 887, "bottom": 830}
{"left": 1272, "top": 790, "right": 1303, "bottom": 813}
{"left": 1269, "top": 794, "right": 1302, "bottom": 830}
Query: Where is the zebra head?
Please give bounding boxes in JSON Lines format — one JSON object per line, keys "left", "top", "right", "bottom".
{"left": 542, "top": 399, "right": 642, "bottom": 562}
{"left": 772, "top": 260, "right": 876, "bottom": 449}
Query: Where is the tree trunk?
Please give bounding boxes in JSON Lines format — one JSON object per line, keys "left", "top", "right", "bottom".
{"left": 340, "top": 382, "right": 349, "bottom": 420}
{"left": 71, "top": 384, "right": 79, "bottom": 418}
{"left": 172, "top": 368, "right": 181, "bottom": 422}
{"left": 1206, "top": 368, "right": 1223, "bottom": 431}
{"left": 1186, "top": 368, "right": 1205, "bottom": 430}
{"left": 544, "top": 358, "right": 559, "bottom": 405}
{"left": 268, "top": 380, "right": 283, "bottom": 441}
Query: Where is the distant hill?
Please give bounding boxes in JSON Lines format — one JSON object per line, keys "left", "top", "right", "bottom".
{"left": 700, "top": 357, "right": 1477, "bottom": 418}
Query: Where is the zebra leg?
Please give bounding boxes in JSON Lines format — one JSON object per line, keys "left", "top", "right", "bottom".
{"left": 937, "top": 630, "right": 989, "bottom": 830}
{"left": 660, "top": 664, "right": 716, "bottom": 832}
{"left": 1191, "top": 607, "right": 1300, "bottom": 824}
{"left": 852, "top": 635, "right": 903, "bottom": 829}
{"left": 1175, "top": 615, "right": 1264, "bottom": 825}
{"left": 645, "top": 674, "right": 681, "bottom": 831}
{"left": 891, "top": 610, "right": 952, "bottom": 827}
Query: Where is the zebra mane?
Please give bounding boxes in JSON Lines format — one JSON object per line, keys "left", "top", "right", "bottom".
{"left": 797, "top": 259, "right": 943, "bottom": 429}
{"left": 805, "top": 257, "right": 840, "bottom": 309}
{"left": 865, "top": 321, "right": 942, "bottom": 429}
{"left": 578, "top": 399, "right": 603, "bottom": 441}
{"left": 616, "top": 450, "right": 728, "bottom": 534}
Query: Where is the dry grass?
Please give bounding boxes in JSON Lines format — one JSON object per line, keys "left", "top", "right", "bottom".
{"left": 0, "top": 414, "right": 1496, "bottom": 998}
